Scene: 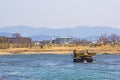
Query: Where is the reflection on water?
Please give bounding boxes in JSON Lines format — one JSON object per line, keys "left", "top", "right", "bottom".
{"left": 0, "top": 54, "right": 120, "bottom": 80}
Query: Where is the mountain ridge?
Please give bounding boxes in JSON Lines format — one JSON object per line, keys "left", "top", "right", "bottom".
{"left": 0, "top": 26, "right": 120, "bottom": 41}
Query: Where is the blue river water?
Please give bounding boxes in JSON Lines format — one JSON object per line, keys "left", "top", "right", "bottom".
{"left": 0, "top": 54, "right": 120, "bottom": 80}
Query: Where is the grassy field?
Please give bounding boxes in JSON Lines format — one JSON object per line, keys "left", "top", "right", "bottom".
{"left": 0, "top": 44, "right": 120, "bottom": 55}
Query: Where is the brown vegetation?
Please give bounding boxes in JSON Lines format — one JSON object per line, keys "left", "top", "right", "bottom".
{"left": 0, "top": 44, "right": 120, "bottom": 55}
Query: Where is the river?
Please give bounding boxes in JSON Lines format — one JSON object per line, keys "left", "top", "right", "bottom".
{"left": 0, "top": 54, "right": 120, "bottom": 80}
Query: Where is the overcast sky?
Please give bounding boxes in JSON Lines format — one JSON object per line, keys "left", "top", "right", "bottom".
{"left": 0, "top": 0, "right": 120, "bottom": 29}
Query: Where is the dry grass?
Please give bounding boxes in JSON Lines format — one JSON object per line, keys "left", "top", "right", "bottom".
{"left": 0, "top": 45, "right": 120, "bottom": 55}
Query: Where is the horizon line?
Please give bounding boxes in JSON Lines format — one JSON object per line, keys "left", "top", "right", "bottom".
{"left": 0, "top": 25, "right": 119, "bottom": 29}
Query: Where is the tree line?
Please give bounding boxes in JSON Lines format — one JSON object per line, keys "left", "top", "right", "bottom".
{"left": 0, "top": 33, "right": 31, "bottom": 49}
{"left": 71, "top": 33, "right": 120, "bottom": 46}
{"left": 0, "top": 33, "right": 120, "bottom": 49}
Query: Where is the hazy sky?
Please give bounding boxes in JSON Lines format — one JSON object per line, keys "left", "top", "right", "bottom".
{"left": 0, "top": 0, "right": 120, "bottom": 28}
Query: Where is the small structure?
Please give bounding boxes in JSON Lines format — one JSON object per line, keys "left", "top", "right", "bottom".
{"left": 7, "top": 37, "right": 32, "bottom": 48}
{"left": 53, "top": 37, "right": 73, "bottom": 44}
{"left": 8, "top": 37, "right": 31, "bottom": 44}
{"left": 73, "top": 50, "right": 96, "bottom": 63}
{"left": 0, "top": 36, "right": 32, "bottom": 48}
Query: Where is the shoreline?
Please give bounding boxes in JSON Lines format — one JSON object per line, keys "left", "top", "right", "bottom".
{"left": 0, "top": 47, "right": 120, "bottom": 55}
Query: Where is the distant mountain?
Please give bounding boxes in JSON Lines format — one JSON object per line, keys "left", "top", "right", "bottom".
{"left": 0, "top": 26, "right": 120, "bottom": 41}
{"left": 0, "top": 32, "right": 53, "bottom": 41}
{"left": 0, "top": 32, "right": 13, "bottom": 37}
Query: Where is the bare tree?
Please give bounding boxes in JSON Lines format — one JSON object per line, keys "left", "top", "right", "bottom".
{"left": 108, "top": 34, "right": 120, "bottom": 44}
{"left": 71, "top": 38, "right": 89, "bottom": 46}
{"left": 12, "top": 33, "right": 22, "bottom": 38}
{"left": 98, "top": 33, "right": 109, "bottom": 45}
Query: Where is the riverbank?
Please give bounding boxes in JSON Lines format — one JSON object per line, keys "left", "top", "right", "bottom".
{"left": 0, "top": 45, "right": 120, "bottom": 55}
{"left": 0, "top": 48, "right": 72, "bottom": 55}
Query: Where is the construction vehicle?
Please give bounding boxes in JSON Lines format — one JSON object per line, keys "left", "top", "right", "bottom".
{"left": 73, "top": 50, "right": 96, "bottom": 63}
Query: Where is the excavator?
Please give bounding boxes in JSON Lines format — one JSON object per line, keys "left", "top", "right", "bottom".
{"left": 73, "top": 50, "right": 96, "bottom": 63}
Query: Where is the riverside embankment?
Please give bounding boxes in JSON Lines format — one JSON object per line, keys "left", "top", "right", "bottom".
{"left": 0, "top": 45, "right": 120, "bottom": 55}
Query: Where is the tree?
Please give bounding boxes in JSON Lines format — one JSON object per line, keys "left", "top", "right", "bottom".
{"left": 0, "top": 37, "right": 9, "bottom": 49}
{"left": 98, "top": 33, "right": 109, "bottom": 45}
{"left": 12, "top": 33, "right": 22, "bottom": 38}
{"left": 108, "top": 34, "right": 120, "bottom": 44}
